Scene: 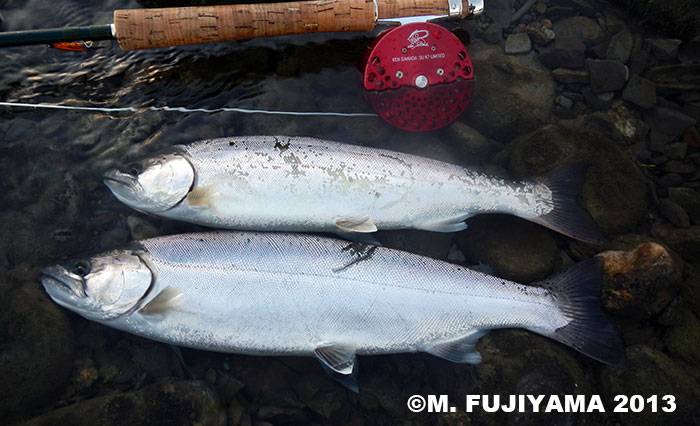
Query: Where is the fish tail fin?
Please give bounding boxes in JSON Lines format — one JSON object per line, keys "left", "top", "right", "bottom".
{"left": 528, "top": 163, "right": 607, "bottom": 245}
{"left": 531, "top": 257, "right": 627, "bottom": 367}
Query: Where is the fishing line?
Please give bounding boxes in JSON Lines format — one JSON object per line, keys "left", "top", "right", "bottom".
{"left": 0, "top": 101, "right": 379, "bottom": 118}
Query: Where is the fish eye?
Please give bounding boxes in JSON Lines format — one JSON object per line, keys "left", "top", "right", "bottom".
{"left": 126, "top": 163, "right": 142, "bottom": 177}
{"left": 71, "top": 260, "right": 91, "bottom": 277}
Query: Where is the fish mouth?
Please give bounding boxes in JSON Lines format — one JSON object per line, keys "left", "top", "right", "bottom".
{"left": 40, "top": 265, "right": 85, "bottom": 299}
{"left": 103, "top": 169, "right": 137, "bottom": 190}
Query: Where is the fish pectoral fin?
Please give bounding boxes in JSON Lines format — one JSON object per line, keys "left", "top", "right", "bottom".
{"left": 314, "top": 343, "right": 359, "bottom": 393}
{"left": 185, "top": 185, "right": 220, "bottom": 208}
{"left": 139, "top": 286, "right": 184, "bottom": 318}
{"left": 414, "top": 214, "right": 471, "bottom": 233}
{"left": 425, "top": 329, "right": 489, "bottom": 364}
{"left": 335, "top": 217, "right": 378, "bottom": 233}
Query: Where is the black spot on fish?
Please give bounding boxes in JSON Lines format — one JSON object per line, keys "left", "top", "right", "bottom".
{"left": 229, "top": 141, "right": 235, "bottom": 146}
{"left": 273, "top": 136, "right": 290, "bottom": 153}
{"left": 333, "top": 243, "right": 378, "bottom": 273}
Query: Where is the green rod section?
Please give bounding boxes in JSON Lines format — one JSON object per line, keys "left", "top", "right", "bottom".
{"left": 0, "top": 24, "right": 114, "bottom": 47}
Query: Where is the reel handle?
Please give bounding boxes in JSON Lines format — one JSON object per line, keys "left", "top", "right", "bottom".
{"left": 114, "top": 0, "right": 471, "bottom": 51}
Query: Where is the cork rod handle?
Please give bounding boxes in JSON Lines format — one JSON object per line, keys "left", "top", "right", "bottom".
{"left": 114, "top": 0, "right": 470, "bottom": 51}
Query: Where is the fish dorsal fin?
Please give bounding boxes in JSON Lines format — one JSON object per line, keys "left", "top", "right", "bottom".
{"left": 139, "top": 286, "right": 184, "bottom": 318}
{"left": 425, "top": 329, "right": 489, "bottom": 363}
{"left": 335, "top": 217, "right": 378, "bottom": 233}
{"left": 314, "top": 343, "right": 359, "bottom": 392}
{"left": 415, "top": 214, "right": 471, "bottom": 233}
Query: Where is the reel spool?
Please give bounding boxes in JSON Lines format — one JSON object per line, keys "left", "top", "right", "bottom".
{"left": 361, "top": 22, "right": 474, "bottom": 132}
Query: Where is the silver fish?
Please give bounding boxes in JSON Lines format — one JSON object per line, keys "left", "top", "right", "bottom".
{"left": 41, "top": 232, "right": 624, "bottom": 391}
{"left": 103, "top": 136, "right": 604, "bottom": 244}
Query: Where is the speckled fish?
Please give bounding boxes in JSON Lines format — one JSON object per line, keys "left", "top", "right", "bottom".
{"left": 103, "top": 136, "right": 605, "bottom": 244}
{"left": 41, "top": 232, "right": 624, "bottom": 391}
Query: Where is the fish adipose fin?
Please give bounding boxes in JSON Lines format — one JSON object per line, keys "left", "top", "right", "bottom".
{"left": 314, "top": 343, "right": 359, "bottom": 393}
{"left": 335, "top": 217, "right": 378, "bottom": 233}
{"left": 425, "top": 329, "right": 489, "bottom": 363}
{"left": 530, "top": 164, "right": 607, "bottom": 245}
{"left": 531, "top": 257, "right": 627, "bottom": 367}
{"left": 139, "top": 286, "right": 184, "bottom": 318}
{"left": 414, "top": 214, "right": 470, "bottom": 232}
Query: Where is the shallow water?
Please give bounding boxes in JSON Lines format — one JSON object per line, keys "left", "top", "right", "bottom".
{"left": 1, "top": 0, "right": 700, "bottom": 425}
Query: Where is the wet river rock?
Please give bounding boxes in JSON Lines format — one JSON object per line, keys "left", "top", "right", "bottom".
{"left": 0, "top": 283, "right": 74, "bottom": 423}
{"left": 455, "top": 215, "right": 559, "bottom": 283}
{"left": 460, "top": 39, "right": 556, "bottom": 142}
{"left": 470, "top": 330, "right": 601, "bottom": 426}
{"left": 17, "top": 378, "right": 225, "bottom": 426}
{"left": 599, "top": 345, "right": 700, "bottom": 426}
{"left": 503, "top": 124, "right": 648, "bottom": 235}
{"left": 599, "top": 242, "right": 681, "bottom": 319}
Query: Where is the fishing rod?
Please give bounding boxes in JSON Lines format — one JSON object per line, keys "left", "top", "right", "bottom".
{"left": 0, "top": 0, "right": 484, "bottom": 132}
{"left": 0, "top": 0, "right": 482, "bottom": 50}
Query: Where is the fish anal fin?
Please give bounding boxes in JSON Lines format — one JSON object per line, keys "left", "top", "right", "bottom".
{"left": 415, "top": 214, "right": 471, "bottom": 232}
{"left": 139, "top": 286, "right": 184, "bottom": 318}
{"left": 335, "top": 217, "right": 377, "bottom": 233}
{"left": 314, "top": 343, "right": 359, "bottom": 392}
{"left": 425, "top": 330, "right": 489, "bottom": 363}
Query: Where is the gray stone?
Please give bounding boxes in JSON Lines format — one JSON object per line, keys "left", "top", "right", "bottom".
{"left": 664, "top": 160, "right": 697, "bottom": 175}
{"left": 629, "top": 38, "right": 651, "bottom": 75}
{"left": 648, "top": 38, "right": 682, "bottom": 61}
{"left": 649, "top": 130, "right": 672, "bottom": 153}
{"left": 669, "top": 187, "right": 700, "bottom": 225}
{"left": 461, "top": 39, "right": 556, "bottom": 141}
{"left": 607, "top": 30, "right": 634, "bottom": 63}
{"left": 505, "top": 33, "right": 532, "bottom": 54}
{"left": 505, "top": 125, "right": 647, "bottom": 234}
{"left": 622, "top": 74, "right": 657, "bottom": 109}
{"left": 645, "top": 106, "right": 697, "bottom": 137}
{"left": 650, "top": 155, "right": 669, "bottom": 166}
{"left": 16, "top": 379, "right": 225, "bottom": 426}
{"left": 535, "top": 0, "right": 546, "bottom": 14}
{"left": 558, "top": 95, "right": 574, "bottom": 109}
{"left": 481, "top": 24, "right": 503, "bottom": 44}
{"left": 659, "top": 199, "right": 691, "bottom": 228}
{"left": 126, "top": 215, "right": 160, "bottom": 240}
{"left": 538, "top": 37, "right": 587, "bottom": 69}
{"left": 551, "top": 68, "right": 589, "bottom": 84}
{"left": 582, "top": 86, "right": 614, "bottom": 110}
{"left": 599, "top": 345, "right": 700, "bottom": 426}
{"left": 484, "top": 0, "right": 514, "bottom": 27}
{"left": 589, "top": 39, "right": 611, "bottom": 59}
{"left": 545, "top": 6, "right": 576, "bottom": 19}
{"left": 447, "top": 121, "right": 495, "bottom": 159}
{"left": 472, "top": 330, "right": 596, "bottom": 426}
{"left": 601, "top": 10, "right": 628, "bottom": 35}
{"left": 586, "top": 58, "right": 628, "bottom": 93}
{"left": 658, "top": 173, "right": 685, "bottom": 187}
{"left": 0, "top": 284, "right": 74, "bottom": 423}
{"left": 553, "top": 16, "right": 605, "bottom": 47}
{"left": 562, "top": 91, "right": 584, "bottom": 102}
{"left": 455, "top": 215, "right": 560, "bottom": 282}
{"left": 554, "top": 105, "right": 576, "bottom": 119}
{"left": 664, "top": 142, "right": 688, "bottom": 160}
{"left": 678, "top": 39, "right": 700, "bottom": 64}
{"left": 664, "top": 226, "right": 700, "bottom": 262}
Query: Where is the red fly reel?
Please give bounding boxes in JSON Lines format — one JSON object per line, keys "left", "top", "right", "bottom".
{"left": 361, "top": 22, "right": 474, "bottom": 132}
